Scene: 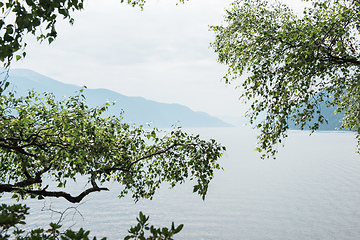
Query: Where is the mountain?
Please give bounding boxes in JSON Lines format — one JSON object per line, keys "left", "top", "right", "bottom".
{"left": 6, "top": 68, "right": 233, "bottom": 128}
{"left": 288, "top": 102, "right": 344, "bottom": 131}
{"left": 219, "top": 105, "right": 344, "bottom": 131}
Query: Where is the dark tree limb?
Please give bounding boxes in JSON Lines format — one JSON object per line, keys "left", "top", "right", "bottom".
{"left": 0, "top": 181, "right": 109, "bottom": 203}
{"left": 10, "top": 163, "right": 51, "bottom": 188}
{"left": 0, "top": 142, "right": 37, "bottom": 158}
{"left": 323, "top": 52, "right": 360, "bottom": 66}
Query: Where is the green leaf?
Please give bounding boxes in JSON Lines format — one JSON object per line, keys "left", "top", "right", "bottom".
{"left": 49, "top": 222, "right": 62, "bottom": 230}
{"left": 174, "top": 224, "right": 184, "bottom": 234}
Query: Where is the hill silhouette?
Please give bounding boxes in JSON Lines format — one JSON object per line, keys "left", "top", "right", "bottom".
{"left": 6, "top": 68, "right": 233, "bottom": 128}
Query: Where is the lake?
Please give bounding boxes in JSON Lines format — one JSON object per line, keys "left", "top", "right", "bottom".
{"left": 1, "top": 127, "right": 360, "bottom": 239}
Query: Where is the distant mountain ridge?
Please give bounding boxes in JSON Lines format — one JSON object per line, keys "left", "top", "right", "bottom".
{"left": 288, "top": 103, "right": 344, "bottom": 131}
{"left": 219, "top": 102, "right": 345, "bottom": 131}
{"left": 6, "top": 69, "right": 233, "bottom": 128}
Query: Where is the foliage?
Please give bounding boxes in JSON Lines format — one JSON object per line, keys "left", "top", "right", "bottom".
{"left": 0, "top": 0, "right": 84, "bottom": 67}
{"left": 125, "top": 212, "right": 183, "bottom": 240}
{"left": 1, "top": 204, "right": 180, "bottom": 239}
{"left": 0, "top": 203, "right": 29, "bottom": 238}
{"left": 0, "top": 88, "right": 223, "bottom": 238}
{"left": 211, "top": 0, "right": 360, "bottom": 158}
{"left": 1, "top": 0, "right": 219, "bottom": 239}
{"left": 0, "top": 89, "right": 225, "bottom": 202}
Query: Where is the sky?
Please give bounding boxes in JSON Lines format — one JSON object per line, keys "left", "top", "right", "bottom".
{"left": 11, "top": 0, "right": 307, "bottom": 119}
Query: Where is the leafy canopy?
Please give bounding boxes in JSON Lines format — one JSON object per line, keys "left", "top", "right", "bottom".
{"left": 0, "top": 89, "right": 225, "bottom": 203}
{"left": 211, "top": 0, "right": 360, "bottom": 158}
{"left": 0, "top": 0, "right": 220, "bottom": 239}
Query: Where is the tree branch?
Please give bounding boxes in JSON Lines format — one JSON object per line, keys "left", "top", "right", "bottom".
{"left": 0, "top": 181, "right": 109, "bottom": 203}
{"left": 0, "top": 141, "right": 37, "bottom": 158}
{"left": 129, "top": 143, "right": 178, "bottom": 168}
{"left": 323, "top": 52, "right": 360, "bottom": 66}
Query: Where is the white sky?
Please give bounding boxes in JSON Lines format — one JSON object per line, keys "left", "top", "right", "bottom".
{"left": 11, "top": 0, "right": 307, "bottom": 118}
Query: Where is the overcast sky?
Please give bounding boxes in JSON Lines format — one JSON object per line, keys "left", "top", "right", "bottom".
{"left": 11, "top": 0, "right": 307, "bottom": 119}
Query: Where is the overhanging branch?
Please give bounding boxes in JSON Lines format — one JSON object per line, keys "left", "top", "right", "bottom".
{"left": 0, "top": 181, "right": 109, "bottom": 203}
{"left": 324, "top": 53, "right": 360, "bottom": 66}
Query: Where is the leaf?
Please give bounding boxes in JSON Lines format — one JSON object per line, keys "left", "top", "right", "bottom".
{"left": 174, "top": 224, "right": 184, "bottom": 234}
{"left": 49, "top": 222, "right": 62, "bottom": 230}
{"left": 48, "top": 37, "right": 54, "bottom": 44}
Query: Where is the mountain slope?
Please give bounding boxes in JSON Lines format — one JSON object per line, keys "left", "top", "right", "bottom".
{"left": 6, "top": 69, "right": 232, "bottom": 128}
{"left": 287, "top": 96, "right": 345, "bottom": 131}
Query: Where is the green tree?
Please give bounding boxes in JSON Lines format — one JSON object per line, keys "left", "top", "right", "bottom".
{"left": 211, "top": 0, "right": 360, "bottom": 158}
{"left": 0, "top": 0, "right": 222, "bottom": 239}
{"left": 0, "top": 89, "right": 224, "bottom": 239}
{"left": 0, "top": 90, "right": 224, "bottom": 203}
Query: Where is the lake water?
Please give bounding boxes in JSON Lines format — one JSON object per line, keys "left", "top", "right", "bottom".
{"left": 1, "top": 128, "right": 360, "bottom": 239}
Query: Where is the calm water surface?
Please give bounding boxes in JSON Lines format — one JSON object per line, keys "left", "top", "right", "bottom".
{"left": 2, "top": 128, "right": 360, "bottom": 239}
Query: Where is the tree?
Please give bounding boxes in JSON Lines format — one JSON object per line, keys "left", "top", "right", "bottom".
{"left": 0, "top": 0, "right": 224, "bottom": 238}
{"left": 0, "top": 89, "right": 224, "bottom": 202}
{"left": 0, "top": 91, "right": 224, "bottom": 239}
{"left": 211, "top": 0, "right": 360, "bottom": 158}
{"left": 0, "top": 89, "right": 224, "bottom": 238}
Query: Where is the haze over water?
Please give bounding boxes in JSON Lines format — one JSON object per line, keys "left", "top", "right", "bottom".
{"left": 2, "top": 128, "right": 360, "bottom": 239}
